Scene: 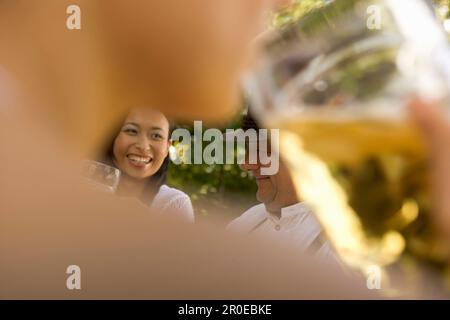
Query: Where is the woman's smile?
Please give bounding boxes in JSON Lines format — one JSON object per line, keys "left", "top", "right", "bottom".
{"left": 127, "top": 153, "right": 153, "bottom": 169}
{"left": 112, "top": 107, "right": 170, "bottom": 179}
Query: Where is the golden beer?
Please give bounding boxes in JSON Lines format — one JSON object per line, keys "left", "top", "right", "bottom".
{"left": 269, "top": 115, "right": 449, "bottom": 268}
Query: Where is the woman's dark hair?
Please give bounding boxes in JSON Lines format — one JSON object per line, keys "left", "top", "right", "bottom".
{"left": 99, "top": 113, "right": 174, "bottom": 204}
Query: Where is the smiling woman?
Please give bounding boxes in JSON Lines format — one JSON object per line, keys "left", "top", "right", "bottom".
{"left": 113, "top": 108, "right": 170, "bottom": 181}
{"left": 100, "top": 107, "right": 195, "bottom": 223}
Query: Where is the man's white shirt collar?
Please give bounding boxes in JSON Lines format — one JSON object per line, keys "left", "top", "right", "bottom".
{"left": 266, "top": 202, "right": 311, "bottom": 222}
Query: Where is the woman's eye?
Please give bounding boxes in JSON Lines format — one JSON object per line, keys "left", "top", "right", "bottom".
{"left": 124, "top": 128, "right": 138, "bottom": 135}
{"left": 151, "top": 133, "right": 164, "bottom": 140}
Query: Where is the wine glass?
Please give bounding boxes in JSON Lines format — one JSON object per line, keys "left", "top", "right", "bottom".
{"left": 80, "top": 160, "right": 121, "bottom": 194}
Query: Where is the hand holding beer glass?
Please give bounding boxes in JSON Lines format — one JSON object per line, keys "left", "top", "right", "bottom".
{"left": 246, "top": 0, "right": 450, "bottom": 294}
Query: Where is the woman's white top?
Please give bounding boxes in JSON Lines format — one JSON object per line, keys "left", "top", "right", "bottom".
{"left": 150, "top": 185, "right": 195, "bottom": 223}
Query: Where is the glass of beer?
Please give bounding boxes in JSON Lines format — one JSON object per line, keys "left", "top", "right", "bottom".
{"left": 245, "top": 0, "right": 450, "bottom": 294}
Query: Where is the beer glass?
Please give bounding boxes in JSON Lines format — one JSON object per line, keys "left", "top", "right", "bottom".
{"left": 245, "top": 0, "right": 450, "bottom": 293}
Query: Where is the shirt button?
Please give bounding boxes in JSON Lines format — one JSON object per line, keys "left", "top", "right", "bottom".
{"left": 275, "top": 225, "right": 281, "bottom": 231}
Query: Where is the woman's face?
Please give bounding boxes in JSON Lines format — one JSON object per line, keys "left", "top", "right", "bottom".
{"left": 113, "top": 107, "right": 170, "bottom": 180}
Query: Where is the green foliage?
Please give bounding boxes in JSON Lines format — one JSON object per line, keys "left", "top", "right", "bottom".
{"left": 271, "top": 0, "right": 329, "bottom": 29}
{"left": 167, "top": 113, "right": 258, "bottom": 220}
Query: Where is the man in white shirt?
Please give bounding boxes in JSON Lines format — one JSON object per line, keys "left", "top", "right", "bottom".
{"left": 228, "top": 113, "right": 337, "bottom": 260}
